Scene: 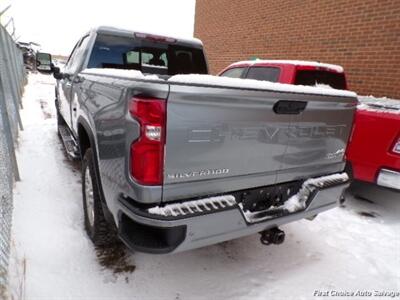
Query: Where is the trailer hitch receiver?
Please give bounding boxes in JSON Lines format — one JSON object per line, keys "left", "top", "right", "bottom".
{"left": 260, "top": 227, "right": 285, "bottom": 245}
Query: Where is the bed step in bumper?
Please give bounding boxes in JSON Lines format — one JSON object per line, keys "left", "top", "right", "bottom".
{"left": 239, "top": 172, "right": 349, "bottom": 224}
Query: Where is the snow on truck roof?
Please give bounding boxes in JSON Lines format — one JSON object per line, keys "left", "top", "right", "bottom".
{"left": 90, "top": 26, "right": 203, "bottom": 46}
{"left": 83, "top": 68, "right": 356, "bottom": 98}
{"left": 230, "top": 60, "right": 344, "bottom": 73}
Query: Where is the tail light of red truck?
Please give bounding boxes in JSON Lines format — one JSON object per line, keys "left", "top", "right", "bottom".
{"left": 129, "top": 97, "right": 166, "bottom": 185}
{"left": 392, "top": 136, "right": 400, "bottom": 155}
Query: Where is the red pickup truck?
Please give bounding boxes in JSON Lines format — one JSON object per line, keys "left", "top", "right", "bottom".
{"left": 219, "top": 60, "right": 400, "bottom": 191}
{"left": 346, "top": 98, "right": 400, "bottom": 190}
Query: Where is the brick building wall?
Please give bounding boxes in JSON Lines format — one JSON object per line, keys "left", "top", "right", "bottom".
{"left": 194, "top": 0, "right": 400, "bottom": 98}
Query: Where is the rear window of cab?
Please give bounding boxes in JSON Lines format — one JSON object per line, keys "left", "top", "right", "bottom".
{"left": 295, "top": 70, "right": 347, "bottom": 90}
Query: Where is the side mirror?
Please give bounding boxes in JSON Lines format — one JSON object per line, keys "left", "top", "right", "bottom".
{"left": 36, "top": 52, "right": 53, "bottom": 73}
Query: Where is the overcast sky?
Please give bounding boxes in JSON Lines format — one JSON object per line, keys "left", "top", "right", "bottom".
{"left": 2, "top": 0, "right": 196, "bottom": 55}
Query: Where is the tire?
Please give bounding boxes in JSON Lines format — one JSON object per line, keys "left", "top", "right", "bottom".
{"left": 82, "top": 148, "right": 116, "bottom": 246}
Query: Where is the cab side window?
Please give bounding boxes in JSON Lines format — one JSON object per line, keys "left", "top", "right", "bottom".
{"left": 246, "top": 67, "right": 280, "bottom": 82}
{"left": 65, "top": 36, "right": 90, "bottom": 74}
{"left": 220, "top": 67, "right": 246, "bottom": 78}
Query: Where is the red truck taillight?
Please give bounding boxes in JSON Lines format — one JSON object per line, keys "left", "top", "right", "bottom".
{"left": 129, "top": 97, "right": 166, "bottom": 185}
{"left": 392, "top": 136, "right": 400, "bottom": 155}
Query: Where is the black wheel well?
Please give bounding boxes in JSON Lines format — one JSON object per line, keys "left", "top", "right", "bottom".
{"left": 78, "top": 123, "right": 91, "bottom": 157}
{"left": 77, "top": 122, "right": 116, "bottom": 228}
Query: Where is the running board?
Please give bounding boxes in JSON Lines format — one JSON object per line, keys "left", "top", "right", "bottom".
{"left": 58, "top": 125, "right": 80, "bottom": 160}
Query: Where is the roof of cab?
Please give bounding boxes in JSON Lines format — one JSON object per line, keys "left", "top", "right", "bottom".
{"left": 229, "top": 59, "right": 344, "bottom": 73}
{"left": 87, "top": 26, "right": 203, "bottom": 47}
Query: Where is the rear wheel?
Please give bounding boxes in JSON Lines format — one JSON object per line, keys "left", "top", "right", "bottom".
{"left": 82, "top": 148, "right": 116, "bottom": 246}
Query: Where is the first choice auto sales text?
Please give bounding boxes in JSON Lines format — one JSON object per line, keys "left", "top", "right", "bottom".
{"left": 314, "top": 290, "right": 399, "bottom": 298}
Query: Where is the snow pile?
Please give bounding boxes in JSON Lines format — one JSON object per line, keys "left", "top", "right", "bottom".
{"left": 357, "top": 95, "right": 400, "bottom": 114}
{"left": 230, "top": 59, "right": 344, "bottom": 73}
{"left": 82, "top": 68, "right": 161, "bottom": 80}
{"left": 284, "top": 173, "right": 349, "bottom": 213}
{"left": 148, "top": 195, "right": 236, "bottom": 217}
{"left": 169, "top": 74, "right": 357, "bottom": 97}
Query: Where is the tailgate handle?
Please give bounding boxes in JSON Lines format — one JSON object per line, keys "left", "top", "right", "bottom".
{"left": 273, "top": 100, "right": 307, "bottom": 115}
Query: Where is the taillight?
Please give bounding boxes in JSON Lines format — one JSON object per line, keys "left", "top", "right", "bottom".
{"left": 129, "top": 97, "right": 166, "bottom": 185}
{"left": 392, "top": 136, "right": 400, "bottom": 155}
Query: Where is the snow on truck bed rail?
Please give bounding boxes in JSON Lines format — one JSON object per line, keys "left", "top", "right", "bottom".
{"left": 82, "top": 68, "right": 161, "bottom": 80}
{"left": 82, "top": 68, "right": 357, "bottom": 97}
{"left": 230, "top": 59, "right": 344, "bottom": 73}
{"left": 357, "top": 96, "right": 400, "bottom": 114}
{"left": 168, "top": 74, "right": 357, "bottom": 97}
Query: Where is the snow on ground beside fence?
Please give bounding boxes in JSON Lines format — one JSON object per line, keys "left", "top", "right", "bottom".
{"left": 8, "top": 73, "right": 400, "bottom": 299}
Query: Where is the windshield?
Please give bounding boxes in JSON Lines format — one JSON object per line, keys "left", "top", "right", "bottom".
{"left": 295, "top": 70, "right": 347, "bottom": 90}
{"left": 87, "top": 34, "right": 208, "bottom": 76}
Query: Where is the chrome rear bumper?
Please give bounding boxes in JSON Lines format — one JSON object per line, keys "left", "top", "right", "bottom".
{"left": 377, "top": 169, "right": 400, "bottom": 190}
{"left": 118, "top": 173, "right": 350, "bottom": 253}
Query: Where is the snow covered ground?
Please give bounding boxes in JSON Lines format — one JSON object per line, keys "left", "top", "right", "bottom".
{"left": 8, "top": 73, "right": 400, "bottom": 300}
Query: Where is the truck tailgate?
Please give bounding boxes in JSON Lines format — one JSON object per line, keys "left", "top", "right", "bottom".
{"left": 276, "top": 96, "right": 357, "bottom": 183}
{"left": 163, "top": 82, "right": 357, "bottom": 203}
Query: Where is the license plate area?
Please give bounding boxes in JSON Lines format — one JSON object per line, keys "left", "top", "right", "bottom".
{"left": 233, "top": 180, "right": 304, "bottom": 213}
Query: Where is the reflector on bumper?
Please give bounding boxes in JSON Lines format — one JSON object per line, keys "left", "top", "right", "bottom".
{"left": 377, "top": 169, "right": 400, "bottom": 190}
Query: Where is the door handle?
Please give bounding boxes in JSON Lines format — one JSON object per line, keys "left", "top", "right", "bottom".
{"left": 273, "top": 100, "right": 307, "bottom": 115}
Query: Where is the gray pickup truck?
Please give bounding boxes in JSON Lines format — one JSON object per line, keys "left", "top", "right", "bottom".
{"left": 51, "top": 26, "right": 357, "bottom": 254}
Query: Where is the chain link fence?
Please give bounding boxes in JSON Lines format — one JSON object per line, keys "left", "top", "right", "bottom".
{"left": 0, "top": 15, "right": 25, "bottom": 298}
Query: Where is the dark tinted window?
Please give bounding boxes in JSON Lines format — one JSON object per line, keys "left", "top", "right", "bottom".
{"left": 246, "top": 67, "right": 280, "bottom": 82}
{"left": 295, "top": 70, "right": 346, "bottom": 90}
{"left": 220, "top": 67, "right": 246, "bottom": 78}
{"left": 87, "top": 34, "right": 207, "bottom": 75}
